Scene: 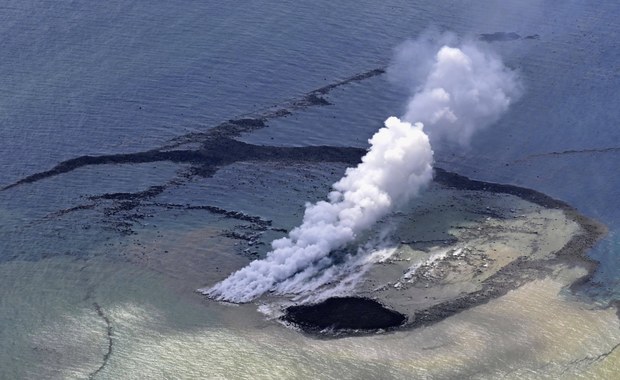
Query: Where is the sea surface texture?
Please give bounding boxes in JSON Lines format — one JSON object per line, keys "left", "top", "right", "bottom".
{"left": 1, "top": 1, "right": 619, "bottom": 379}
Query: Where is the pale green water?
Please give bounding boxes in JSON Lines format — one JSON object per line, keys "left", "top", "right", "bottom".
{"left": 2, "top": 254, "right": 618, "bottom": 379}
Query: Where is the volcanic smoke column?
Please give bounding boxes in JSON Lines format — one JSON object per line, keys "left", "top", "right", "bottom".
{"left": 204, "top": 117, "right": 433, "bottom": 303}
{"left": 203, "top": 34, "right": 521, "bottom": 303}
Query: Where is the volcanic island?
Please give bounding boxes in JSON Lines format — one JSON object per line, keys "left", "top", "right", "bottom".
{"left": 280, "top": 168, "right": 608, "bottom": 336}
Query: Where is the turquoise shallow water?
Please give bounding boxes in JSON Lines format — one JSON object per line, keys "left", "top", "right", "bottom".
{"left": 1, "top": 0, "right": 620, "bottom": 378}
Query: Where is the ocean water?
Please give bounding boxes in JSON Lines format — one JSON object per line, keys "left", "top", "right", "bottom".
{"left": 1, "top": 1, "right": 619, "bottom": 378}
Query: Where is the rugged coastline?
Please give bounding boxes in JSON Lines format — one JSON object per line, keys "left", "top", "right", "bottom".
{"left": 281, "top": 168, "right": 608, "bottom": 337}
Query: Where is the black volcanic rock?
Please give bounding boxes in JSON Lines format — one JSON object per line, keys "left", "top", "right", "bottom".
{"left": 479, "top": 32, "right": 521, "bottom": 42}
{"left": 282, "top": 297, "right": 406, "bottom": 332}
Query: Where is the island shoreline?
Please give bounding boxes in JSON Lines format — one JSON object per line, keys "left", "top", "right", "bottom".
{"left": 281, "top": 168, "right": 610, "bottom": 337}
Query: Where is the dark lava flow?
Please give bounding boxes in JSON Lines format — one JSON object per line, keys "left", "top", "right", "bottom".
{"left": 479, "top": 32, "right": 540, "bottom": 42}
{"left": 3, "top": 138, "right": 364, "bottom": 192}
{"left": 1, "top": 68, "right": 384, "bottom": 236}
{"left": 283, "top": 297, "right": 406, "bottom": 332}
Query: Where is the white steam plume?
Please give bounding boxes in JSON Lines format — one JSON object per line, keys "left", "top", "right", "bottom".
{"left": 390, "top": 31, "right": 522, "bottom": 145}
{"left": 202, "top": 32, "right": 521, "bottom": 303}
{"left": 204, "top": 117, "right": 433, "bottom": 303}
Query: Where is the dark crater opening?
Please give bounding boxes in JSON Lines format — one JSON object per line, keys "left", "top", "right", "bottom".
{"left": 282, "top": 297, "right": 406, "bottom": 333}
